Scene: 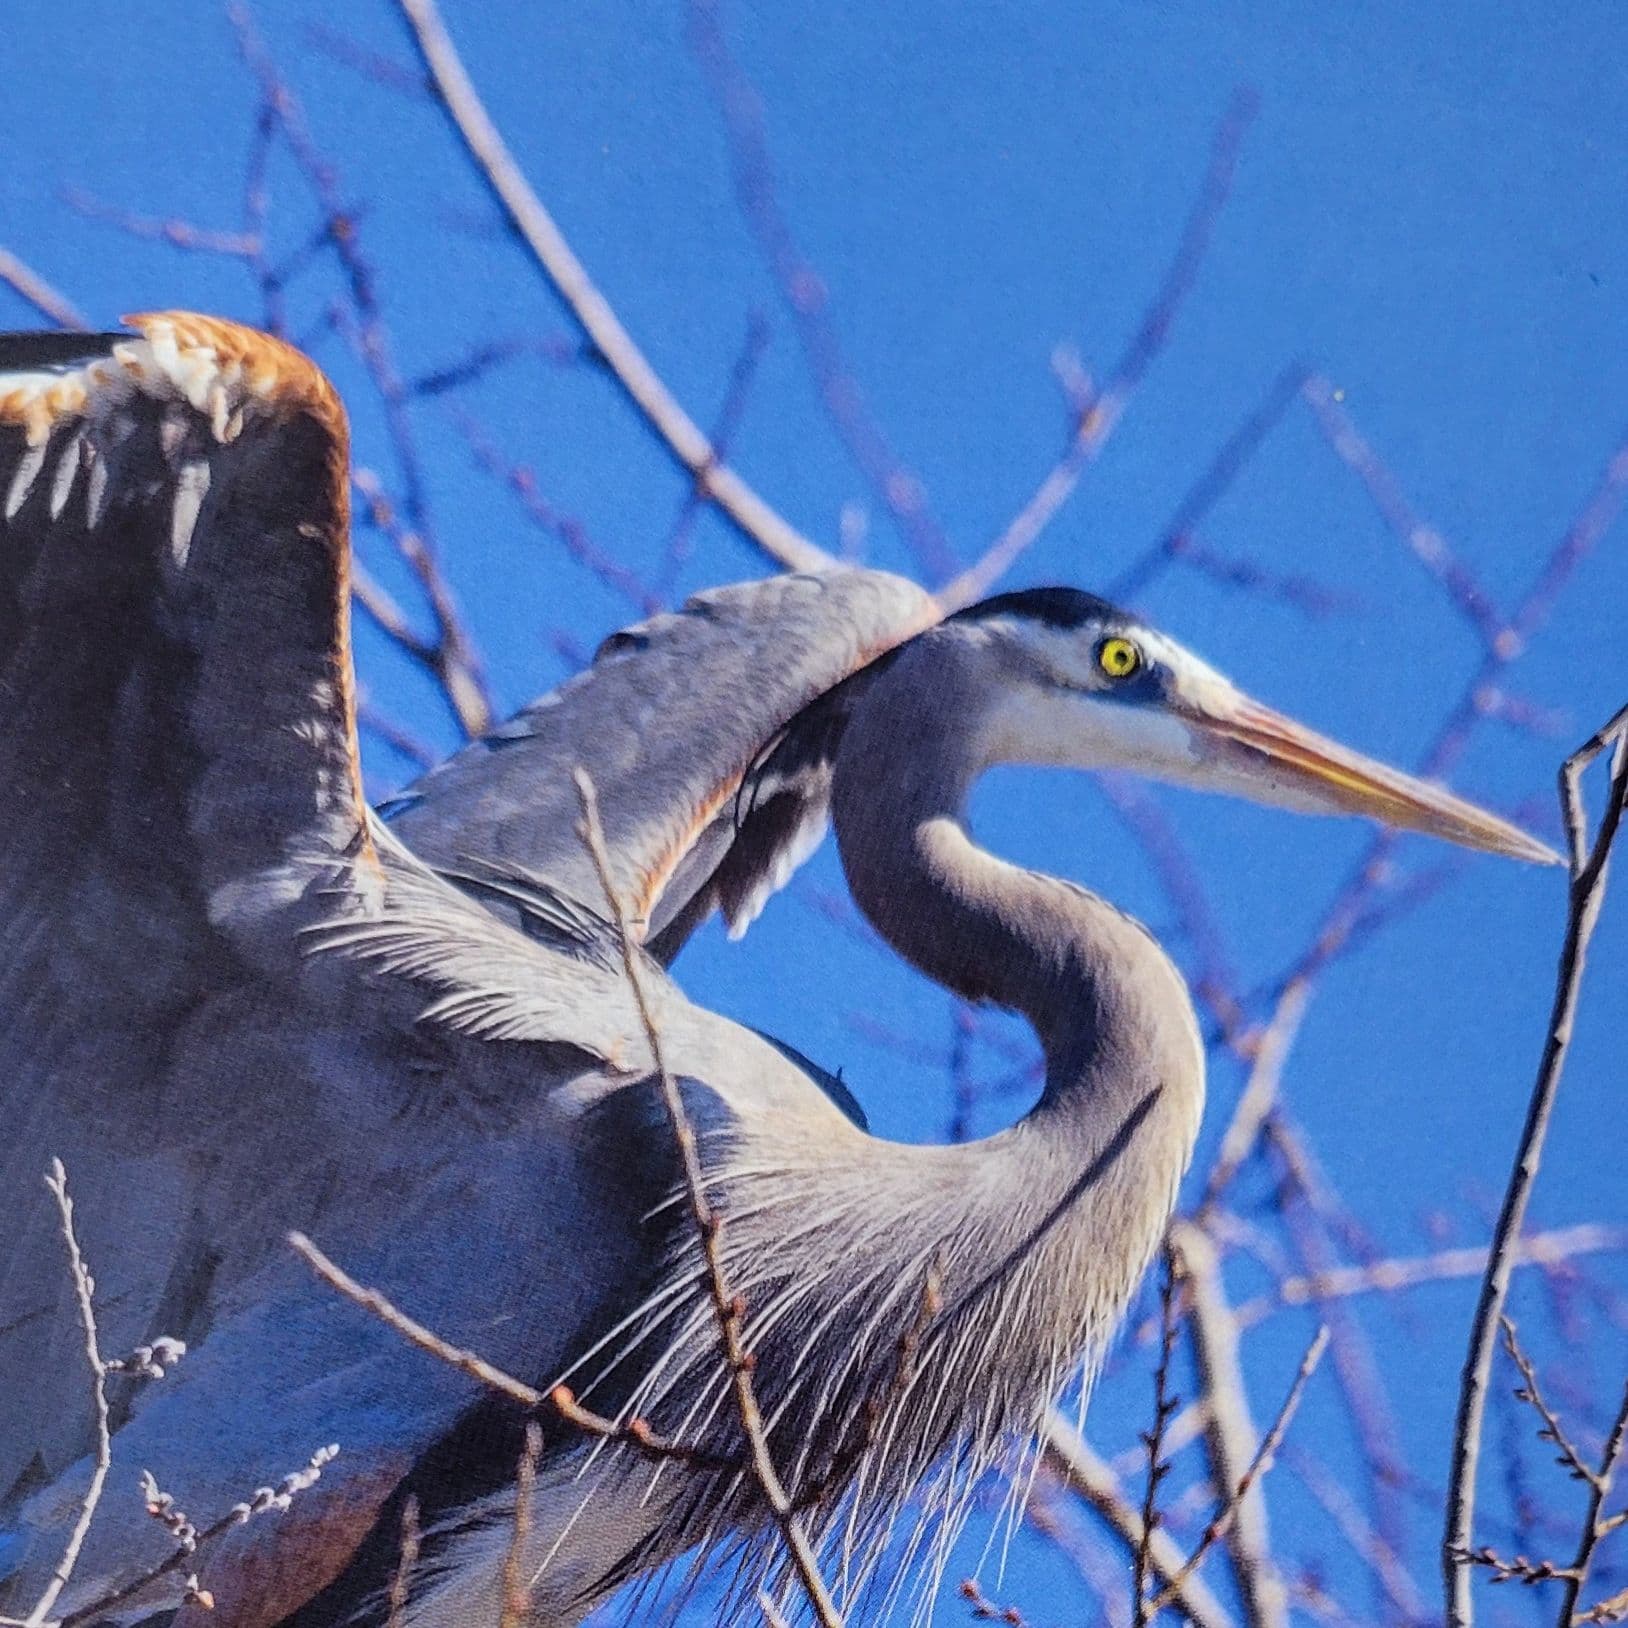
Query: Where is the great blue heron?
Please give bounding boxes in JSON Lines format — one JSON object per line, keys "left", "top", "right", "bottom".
{"left": 0, "top": 315, "right": 1554, "bottom": 1627}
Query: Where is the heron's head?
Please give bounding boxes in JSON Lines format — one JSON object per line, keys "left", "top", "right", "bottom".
{"left": 953, "top": 587, "right": 1558, "bottom": 865}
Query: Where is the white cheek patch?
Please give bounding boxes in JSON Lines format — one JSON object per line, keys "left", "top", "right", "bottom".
{"left": 1062, "top": 695, "right": 1209, "bottom": 773}
{"left": 980, "top": 684, "right": 1207, "bottom": 774}
{"left": 979, "top": 615, "right": 1266, "bottom": 782}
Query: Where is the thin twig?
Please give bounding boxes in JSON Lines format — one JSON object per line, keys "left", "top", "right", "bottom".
{"left": 385, "top": 1495, "right": 421, "bottom": 1628}
{"left": 1098, "top": 776, "right": 1247, "bottom": 1044}
{"left": 549, "top": 1383, "right": 737, "bottom": 1473}
{"left": 657, "top": 311, "right": 773, "bottom": 597}
{"left": 1453, "top": 1545, "right": 1574, "bottom": 1586}
{"left": 1134, "top": 1247, "right": 1183, "bottom": 1625}
{"left": 959, "top": 1576, "right": 1032, "bottom": 1624}
{"left": 394, "top": 0, "right": 833, "bottom": 576}
{"left": 350, "top": 467, "right": 493, "bottom": 737}
{"left": 1262, "top": 1119, "right": 1414, "bottom": 1596}
{"left": 294, "top": 1201, "right": 729, "bottom": 1474}
{"left": 359, "top": 694, "right": 438, "bottom": 773}
{"left": 55, "top": 1445, "right": 339, "bottom": 1628}
{"left": 1501, "top": 1318, "right": 1599, "bottom": 1490}
{"left": 457, "top": 411, "right": 662, "bottom": 614}
{"left": 24, "top": 1161, "right": 113, "bottom": 1628}
{"left": 498, "top": 1422, "right": 543, "bottom": 1628}
{"left": 572, "top": 769, "right": 844, "bottom": 1626}
{"left": 1145, "top": 1318, "right": 1329, "bottom": 1618}
{"left": 1577, "top": 1584, "right": 1628, "bottom": 1624}
{"left": 405, "top": 333, "right": 588, "bottom": 396}
{"left": 289, "top": 1231, "right": 544, "bottom": 1409}
{"left": 0, "top": 248, "right": 88, "bottom": 330}
{"left": 60, "top": 187, "right": 262, "bottom": 260}
{"left": 1285, "top": 1446, "right": 1429, "bottom": 1624}
{"left": 939, "top": 88, "right": 1257, "bottom": 611}
{"left": 1560, "top": 1377, "right": 1628, "bottom": 1626}
{"left": 305, "top": 21, "right": 431, "bottom": 96}
{"left": 1301, "top": 375, "right": 1506, "bottom": 649}
{"left": 1109, "top": 362, "right": 1312, "bottom": 605}
{"left": 1040, "top": 1415, "right": 1237, "bottom": 1628}
{"left": 1444, "top": 703, "right": 1628, "bottom": 1627}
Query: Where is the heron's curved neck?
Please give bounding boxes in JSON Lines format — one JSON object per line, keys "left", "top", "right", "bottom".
{"left": 831, "top": 636, "right": 1201, "bottom": 1122}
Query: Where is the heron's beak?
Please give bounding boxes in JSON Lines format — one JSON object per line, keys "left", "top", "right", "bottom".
{"left": 1193, "top": 694, "right": 1561, "bottom": 865}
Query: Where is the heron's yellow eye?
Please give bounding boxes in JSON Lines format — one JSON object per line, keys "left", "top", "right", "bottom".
{"left": 1096, "top": 637, "right": 1142, "bottom": 680}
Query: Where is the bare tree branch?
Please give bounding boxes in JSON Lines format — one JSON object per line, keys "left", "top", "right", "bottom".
{"left": 1134, "top": 1248, "right": 1184, "bottom": 1626}
{"left": 573, "top": 770, "right": 844, "bottom": 1627}
{"left": 0, "top": 248, "right": 88, "bottom": 330}
{"left": 23, "top": 1162, "right": 114, "bottom": 1628}
{"left": 1559, "top": 1377, "right": 1628, "bottom": 1626}
{"left": 1199, "top": 983, "right": 1311, "bottom": 1216}
{"left": 1171, "top": 1221, "right": 1296, "bottom": 1628}
{"left": 686, "top": 0, "right": 958, "bottom": 580}
{"left": 498, "top": 1423, "right": 543, "bottom": 1628}
{"left": 393, "top": 0, "right": 835, "bottom": 577}
{"left": 384, "top": 1495, "right": 421, "bottom": 1628}
{"left": 1232, "top": 1224, "right": 1628, "bottom": 1327}
{"left": 1145, "top": 1316, "right": 1328, "bottom": 1619}
{"left": 938, "top": 89, "right": 1257, "bottom": 611}
{"left": 1040, "top": 1416, "right": 1237, "bottom": 1628}
{"left": 1445, "top": 702, "right": 1628, "bottom": 1627}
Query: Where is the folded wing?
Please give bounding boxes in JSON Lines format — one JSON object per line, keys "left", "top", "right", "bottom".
{"left": 385, "top": 568, "right": 936, "bottom": 960}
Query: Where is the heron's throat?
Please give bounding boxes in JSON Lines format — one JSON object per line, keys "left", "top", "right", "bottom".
{"left": 830, "top": 641, "right": 1203, "bottom": 1116}
{"left": 837, "top": 785, "right": 1153, "bottom": 1070}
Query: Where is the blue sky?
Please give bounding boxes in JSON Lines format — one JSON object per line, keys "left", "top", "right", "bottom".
{"left": 4, "top": 2, "right": 1626, "bottom": 1621}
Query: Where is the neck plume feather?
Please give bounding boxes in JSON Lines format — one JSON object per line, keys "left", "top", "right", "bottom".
{"left": 511, "top": 632, "right": 1213, "bottom": 1618}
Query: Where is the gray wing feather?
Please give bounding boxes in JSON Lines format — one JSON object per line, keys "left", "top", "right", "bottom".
{"left": 0, "top": 315, "right": 380, "bottom": 1510}
{"left": 0, "top": 315, "right": 892, "bottom": 1621}
{"left": 0, "top": 320, "right": 683, "bottom": 1623}
{"left": 385, "top": 569, "right": 935, "bottom": 959}
{"left": 310, "top": 819, "right": 655, "bottom": 1055}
